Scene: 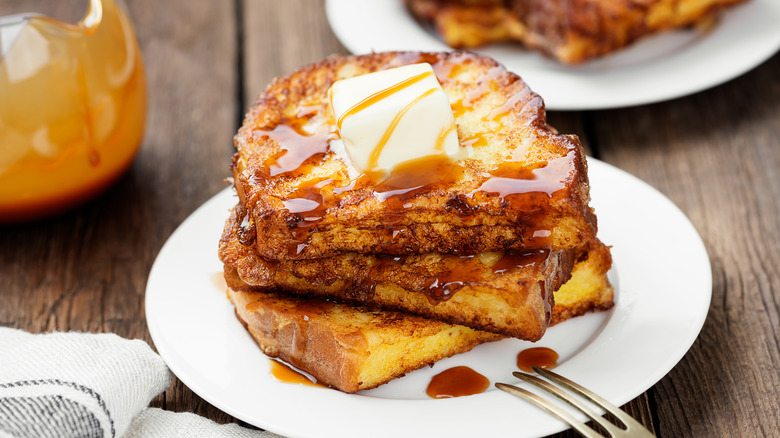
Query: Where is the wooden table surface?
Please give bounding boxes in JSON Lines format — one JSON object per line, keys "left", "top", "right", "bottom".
{"left": 2, "top": 1, "right": 778, "bottom": 437}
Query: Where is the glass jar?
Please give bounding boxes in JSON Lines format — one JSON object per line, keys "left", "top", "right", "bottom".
{"left": 0, "top": 0, "right": 145, "bottom": 222}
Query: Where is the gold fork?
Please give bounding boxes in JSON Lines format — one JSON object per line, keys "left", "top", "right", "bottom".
{"left": 496, "top": 367, "right": 656, "bottom": 438}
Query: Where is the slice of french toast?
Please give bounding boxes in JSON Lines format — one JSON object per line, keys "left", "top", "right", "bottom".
{"left": 220, "top": 207, "right": 577, "bottom": 340}
{"left": 228, "top": 285, "right": 502, "bottom": 394}
{"left": 406, "top": 0, "right": 750, "bottom": 64}
{"left": 226, "top": 238, "right": 613, "bottom": 393}
{"left": 232, "top": 51, "right": 596, "bottom": 260}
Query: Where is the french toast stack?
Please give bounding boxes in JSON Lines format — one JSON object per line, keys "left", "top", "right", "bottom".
{"left": 218, "top": 51, "right": 614, "bottom": 393}
{"left": 406, "top": 0, "right": 750, "bottom": 63}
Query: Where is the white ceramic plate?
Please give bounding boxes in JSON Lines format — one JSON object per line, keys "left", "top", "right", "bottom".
{"left": 145, "top": 158, "right": 711, "bottom": 438}
{"left": 325, "top": 0, "right": 780, "bottom": 110}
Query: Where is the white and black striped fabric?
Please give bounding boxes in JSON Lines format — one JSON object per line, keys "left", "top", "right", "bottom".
{"left": 0, "top": 328, "right": 278, "bottom": 438}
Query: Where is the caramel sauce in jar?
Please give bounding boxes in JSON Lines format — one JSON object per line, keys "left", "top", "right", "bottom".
{"left": 516, "top": 347, "right": 559, "bottom": 373}
{"left": 469, "top": 153, "right": 574, "bottom": 200}
{"left": 0, "top": 0, "right": 146, "bottom": 222}
{"left": 426, "top": 366, "right": 489, "bottom": 398}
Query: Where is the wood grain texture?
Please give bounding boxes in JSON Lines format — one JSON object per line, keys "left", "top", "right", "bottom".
{"left": 241, "top": 0, "right": 348, "bottom": 108}
{"left": 124, "top": 0, "right": 239, "bottom": 421}
{"left": 591, "top": 54, "right": 780, "bottom": 437}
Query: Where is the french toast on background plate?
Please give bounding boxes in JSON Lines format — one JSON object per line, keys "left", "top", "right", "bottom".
{"left": 406, "top": 0, "right": 751, "bottom": 63}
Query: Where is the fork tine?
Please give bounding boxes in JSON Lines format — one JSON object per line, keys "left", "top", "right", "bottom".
{"left": 495, "top": 382, "right": 603, "bottom": 438}
{"left": 530, "top": 367, "right": 655, "bottom": 438}
{"left": 513, "top": 372, "right": 625, "bottom": 436}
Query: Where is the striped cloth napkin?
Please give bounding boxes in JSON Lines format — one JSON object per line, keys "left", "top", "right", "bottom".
{"left": 0, "top": 327, "right": 281, "bottom": 438}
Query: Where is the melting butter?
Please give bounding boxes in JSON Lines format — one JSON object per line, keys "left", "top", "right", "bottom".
{"left": 328, "top": 63, "right": 460, "bottom": 176}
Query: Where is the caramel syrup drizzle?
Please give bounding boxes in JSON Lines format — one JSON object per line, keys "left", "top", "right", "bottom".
{"left": 516, "top": 347, "right": 559, "bottom": 373}
{"left": 269, "top": 359, "right": 325, "bottom": 388}
{"left": 426, "top": 365, "right": 489, "bottom": 398}
{"left": 335, "top": 70, "right": 434, "bottom": 130}
{"left": 435, "top": 124, "right": 456, "bottom": 153}
{"left": 362, "top": 249, "right": 550, "bottom": 305}
{"left": 366, "top": 87, "right": 439, "bottom": 173}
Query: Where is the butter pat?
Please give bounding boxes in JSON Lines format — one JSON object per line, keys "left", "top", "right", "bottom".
{"left": 328, "top": 63, "right": 460, "bottom": 175}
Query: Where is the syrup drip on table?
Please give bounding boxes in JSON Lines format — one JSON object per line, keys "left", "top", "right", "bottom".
{"left": 0, "top": 0, "right": 146, "bottom": 222}
{"left": 426, "top": 366, "right": 489, "bottom": 398}
{"left": 269, "top": 359, "right": 325, "bottom": 388}
{"left": 516, "top": 347, "right": 559, "bottom": 373}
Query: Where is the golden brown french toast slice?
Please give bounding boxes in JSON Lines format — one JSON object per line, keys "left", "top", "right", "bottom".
{"left": 406, "top": 0, "right": 750, "bottom": 64}
{"left": 232, "top": 51, "right": 595, "bottom": 260}
{"left": 220, "top": 207, "right": 579, "bottom": 340}
{"left": 226, "top": 238, "right": 613, "bottom": 393}
{"left": 228, "top": 285, "right": 502, "bottom": 393}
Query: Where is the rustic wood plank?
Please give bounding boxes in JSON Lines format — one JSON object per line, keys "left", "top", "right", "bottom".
{"left": 0, "top": 0, "right": 239, "bottom": 424}
{"left": 122, "top": 0, "right": 239, "bottom": 420}
{"left": 241, "top": 0, "right": 348, "bottom": 107}
{"left": 591, "top": 53, "right": 780, "bottom": 437}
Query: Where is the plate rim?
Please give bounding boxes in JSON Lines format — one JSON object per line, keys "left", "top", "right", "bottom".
{"left": 145, "top": 158, "right": 712, "bottom": 438}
